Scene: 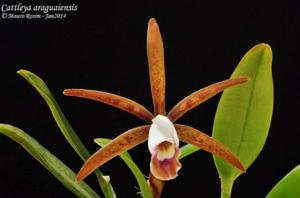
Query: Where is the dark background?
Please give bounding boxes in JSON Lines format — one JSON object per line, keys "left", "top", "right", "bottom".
{"left": 0, "top": 2, "right": 299, "bottom": 198}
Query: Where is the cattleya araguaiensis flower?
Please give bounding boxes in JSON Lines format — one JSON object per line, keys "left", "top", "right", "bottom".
{"left": 63, "top": 18, "right": 247, "bottom": 195}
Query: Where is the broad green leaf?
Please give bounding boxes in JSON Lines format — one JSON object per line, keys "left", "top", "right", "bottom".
{"left": 212, "top": 43, "right": 273, "bottom": 197}
{"left": 267, "top": 165, "right": 300, "bottom": 198}
{"left": 17, "top": 70, "right": 115, "bottom": 198}
{"left": 0, "top": 124, "right": 100, "bottom": 198}
{"left": 179, "top": 144, "right": 200, "bottom": 160}
{"left": 94, "top": 138, "right": 152, "bottom": 198}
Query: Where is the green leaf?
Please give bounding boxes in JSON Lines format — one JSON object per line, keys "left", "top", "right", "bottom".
{"left": 94, "top": 138, "right": 152, "bottom": 198}
{"left": 179, "top": 144, "right": 200, "bottom": 160}
{"left": 212, "top": 43, "right": 273, "bottom": 197}
{"left": 267, "top": 165, "right": 300, "bottom": 198}
{"left": 0, "top": 124, "right": 100, "bottom": 198}
{"left": 17, "top": 70, "right": 115, "bottom": 198}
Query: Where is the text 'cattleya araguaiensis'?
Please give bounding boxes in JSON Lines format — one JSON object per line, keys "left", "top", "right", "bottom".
{"left": 63, "top": 18, "right": 248, "bottom": 197}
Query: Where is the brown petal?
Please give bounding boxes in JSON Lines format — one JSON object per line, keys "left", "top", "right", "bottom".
{"left": 63, "top": 89, "right": 154, "bottom": 122}
{"left": 147, "top": 18, "right": 166, "bottom": 115}
{"left": 175, "top": 124, "right": 245, "bottom": 172}
{"left": 76, "top": 125, "right": 150, "bottom": 181}
{"left": 168, "top": 77, "right": 250, "bottom": 122}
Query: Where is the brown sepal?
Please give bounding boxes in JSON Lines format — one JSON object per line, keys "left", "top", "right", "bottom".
{"left": 63, "top": 89, "right": 154, "bottom": 122}
{"left": 168, "top": 77, "right": 250, "bottom": 122}
{"left": 147, "top": 18, "right": 166, "bottom": 115}
{"left": 175, "top": 124, "right": 245, "bottom": 172}
{"left": 76, "top": 125, "right": 150, "bottom": 181}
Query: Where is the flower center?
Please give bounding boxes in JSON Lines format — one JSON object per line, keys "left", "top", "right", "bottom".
{"left": 156, "top": 141, "right": 176, "bottom": 161}
{"left": 148, "top": 115, "right": 179, "bottom": 154}
{"left": 148, "top": 115, "right": 182, "bottom": 180}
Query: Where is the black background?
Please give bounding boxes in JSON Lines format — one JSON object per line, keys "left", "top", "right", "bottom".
{"left": 0, "top": 2, "right": 300, "bottom": 198}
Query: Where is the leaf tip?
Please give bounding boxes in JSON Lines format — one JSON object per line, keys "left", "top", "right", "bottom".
{"left": 252, "top": 43, "right": 272, "bottom": 56}
{"left": 263, "top": 43, "right": 273, "bottom": 57}
{"left": 260, "top": 43, "right": 271, "bottom": 48}
{"left": 16, "top": 69, "right": 28, "bottom": 76}
{"left": 254, "top": 42, "right": 270, "bottom": 49}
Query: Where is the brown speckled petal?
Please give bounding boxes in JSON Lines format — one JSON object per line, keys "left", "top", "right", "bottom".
{"left": 76, "top": 125, "right": 150, "bottom": 181}
{"left": 147, "top": 18, "right": 166, "bottom": 115}
{"left": 175, "top": 124, "right": 245, "bottom": 172}
{"left": 168, "top": 77, "right": 250, "bottom": 122}
{"left": 63, "top": 89, "right": 154, "bottom": 122}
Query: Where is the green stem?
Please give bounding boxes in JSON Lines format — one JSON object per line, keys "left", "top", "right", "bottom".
{"left": 220, "top": 176, "right": 234, "bottom": 198}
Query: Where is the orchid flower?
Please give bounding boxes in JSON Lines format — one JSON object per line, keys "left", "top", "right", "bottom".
{"left": 63, "top": 18, "right": 248, "bottom": 196}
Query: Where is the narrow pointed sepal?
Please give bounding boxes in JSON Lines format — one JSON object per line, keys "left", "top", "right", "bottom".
{"left": 147, "top": 18, "right": 166, "bottom": 115}
{"left": 76, "top": 125, "right": 150, "bottom": 181}
{"left": 63, "top": 89, "right": 154, "bottom": 122}
{"left": 168, "top": 77, "right": 250, "bottom": 122}
{"left": 175, "top": 124, "right": 245, "bottom": 172}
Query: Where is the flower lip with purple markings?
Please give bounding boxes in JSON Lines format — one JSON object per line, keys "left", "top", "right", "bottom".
{"left": 148, "top": 115, "right": 181, "bottom": 180}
